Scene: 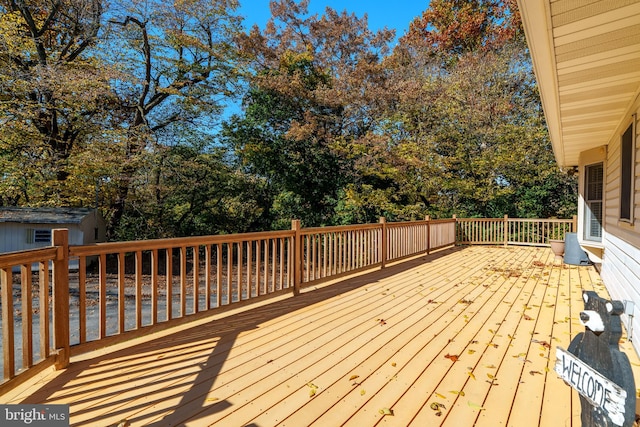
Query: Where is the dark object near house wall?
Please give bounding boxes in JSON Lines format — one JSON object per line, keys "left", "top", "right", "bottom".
{"left": 567, "top": 291, "right": 636, "bottom": 427}
{"left": 564, "top": 232, "right": 591, "bottom": 265}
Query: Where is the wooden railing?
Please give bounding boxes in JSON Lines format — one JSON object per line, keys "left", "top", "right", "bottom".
{"left": 0, "top": 230, "right": 68, "bottom": 393}
{"left": 456, "top": 215, "right": 577, "bottom": 246}
{"left": 0, "top": 216, "right": 456, "bottom": 393}
{"left": 1, "top": 215, "right": 571, "bottom": 393}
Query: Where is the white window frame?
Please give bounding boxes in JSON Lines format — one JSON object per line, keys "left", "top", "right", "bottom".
{"left": 26, "top": 228, "right": 52, "bottom": 244}
{"left": 584, "top": 162, "right": 604, "bottom": 242}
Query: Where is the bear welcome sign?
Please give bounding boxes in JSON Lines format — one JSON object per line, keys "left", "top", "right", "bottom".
{"left": 555, "top": 291, "right": 636, "bottom": 427}
{"left": 555, "top": 347, "right": 627, "bottom": 425}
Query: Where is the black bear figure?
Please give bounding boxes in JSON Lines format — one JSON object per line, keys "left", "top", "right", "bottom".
{"left": 567, "top": 291, "right": 636, "bottom": 427}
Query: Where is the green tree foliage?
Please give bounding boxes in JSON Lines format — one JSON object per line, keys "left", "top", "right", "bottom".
{"left": 1, "top": 0, "right": 258, "bottom": 238}
{"left": 0, "top": 0, "right": 113, "bottom": 205}
{"left": 0, "top": 0, "right": 577, "bottom": 241}
{"left": 357, "top": 0, "right": 577, "bottom": 219}
{"left": 99, "top": 0, "right": 244, "bottom": 236}
{"left": 113, "top": 141, "right": 267, "bottom": 240}
{"left": 224, "top": 0, "right": 395, "bottom": 227}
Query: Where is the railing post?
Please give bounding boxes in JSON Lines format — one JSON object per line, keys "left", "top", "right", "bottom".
{"left": 52, "top": 229, "right": 70, "bottom": 370}
{"left": 503, "top": 214, "right": 509, "bottom": 247}
{"left": 292, "top": 220, "right": 302, "bottom": 296}
{"left": 379, "top": 217, "right": 387, "bottom": 269}
{"left": 425, "top": 215, "right": 431, "bottom": 255}
{"left": 572, "top": 215, "right": 578, "bottom": 233}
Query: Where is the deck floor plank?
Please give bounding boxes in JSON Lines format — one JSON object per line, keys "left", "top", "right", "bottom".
{"left": 4, "top": 246, "right": 639, "bottom": 427}
{"left": 311, "top": 248, "right": 527, "bottom": 427}
{"left": 203, "top": 248, "right": 495, "bottom": 427}
{"left": 443, "top": 247, "right": 551, "bottom": 427}
{"left": 363, "top": 246, "right": 535, "bottom": 426}
{"left": 538, "top": 255, "right": 575, "bottom": 427}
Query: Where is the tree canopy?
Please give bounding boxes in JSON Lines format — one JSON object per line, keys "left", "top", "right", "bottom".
{"left": 0, "top": 0, "right": 576, "bottom": 239}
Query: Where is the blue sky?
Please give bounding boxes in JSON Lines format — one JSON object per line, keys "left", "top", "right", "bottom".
{"left": 238, "top": 0, "right": 431, "bottom": 42}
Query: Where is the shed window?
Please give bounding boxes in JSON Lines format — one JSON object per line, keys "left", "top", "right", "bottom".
{"left": 584, "top": 163, "right": 603, "bottom": 242}
{"left": 620, "top": 120, "right": 635, "bottom": 222}
{"left": 26, "top": 228, "right": 52, "bottom": 244}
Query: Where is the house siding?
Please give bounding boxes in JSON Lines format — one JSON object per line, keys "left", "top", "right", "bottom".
{"left": 600, "top": 105, "right": 640, "bottom": 354}
{"left": 601, "top": 233, "right": 640, "bottom": 351}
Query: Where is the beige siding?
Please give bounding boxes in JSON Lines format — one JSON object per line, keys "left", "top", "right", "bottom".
{"left": 601, "top": 105, "right": 640, "bottom": 355}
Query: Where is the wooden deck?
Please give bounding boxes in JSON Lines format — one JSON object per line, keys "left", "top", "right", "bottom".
{"left": 4, "top": 246, "right": 639, "bottom": 426}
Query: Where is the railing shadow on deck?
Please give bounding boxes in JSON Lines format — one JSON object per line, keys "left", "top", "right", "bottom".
{"left": 0, "top": 215, "right": 574, "bottom": 396}
{"left": 17, "top": 247, "right": 461, "bottom": 426}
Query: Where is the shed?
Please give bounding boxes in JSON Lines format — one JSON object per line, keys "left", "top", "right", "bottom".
{"left": 0, "top": 207, "right": 106, "bottom": 255}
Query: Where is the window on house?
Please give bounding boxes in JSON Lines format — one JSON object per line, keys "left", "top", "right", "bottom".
{"left": 26, "top": 228, "right": 52, "bottom": 244}
{"left": 584, "top": 163, "right": 603, "bottom": 242}
{"left": 620, "top": 121, "right": 635, "bottom": 222}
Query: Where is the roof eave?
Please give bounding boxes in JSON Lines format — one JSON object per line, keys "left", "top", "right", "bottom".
{"left": 517, "top": 0, "right": 567, "bottom": 167}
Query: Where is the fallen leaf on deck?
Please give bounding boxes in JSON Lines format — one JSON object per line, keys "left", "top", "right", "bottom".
{"left": 529, "top": 370, "right": 543, "bottom": 376}
{"left": 361, "top": 389, "right": 366, "bottom": 395}
{"left": 468, "top": 401, "right": 485, "bottom": 410}
{"left": 445, "top": 354, "right": 459, "bottom": 362}
{"left": 468, "top": 371, "right": 476, "bottom": 380}
{"left": 449, "top": 390, "right": 465, "bottom": 396}
{"left": 379, "top": 408, "right": 394, "bottom": 416}
{"left": 487, "top": 373, "right": 495, "bottom": 379}
{"left": 307, "top": 382, "right": 319, "bottom": 398}
{"left": 468, "top": 349, "right": 476, "bottom": 354}
{"left": 349, "top": 375, "right": 360, "bottom": 381}
{"left": 206, "top": 397, "right": 219, "bottom": 402}
{"left": 430, "top": 402, "right": 446, "bottom": 411}
{"left": 531, "top": 339, "right": 551, "bottom": 348}
{"left": 435, "top": 392, "right": 447, "bottom": 399}
{"left": 523, "top": 314, "right": 534, "bottom": 320}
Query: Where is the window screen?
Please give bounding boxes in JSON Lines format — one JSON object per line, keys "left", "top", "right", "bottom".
{"left": 584, "top": 163, "right": 603, "bottom": 242}
{"left": 620, "top": 123, "right": 634, "bottom": 221}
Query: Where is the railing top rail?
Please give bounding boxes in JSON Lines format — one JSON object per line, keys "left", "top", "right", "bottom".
{"left": 69, "top": 229, "right": 295, "bottom": 257}
{"left": 386, "top": 219, "right": 430, "bottom": 228}
{"left": 300, "top": 223, "right": 381, "bottom": 235}
{"left": 428, "top": 218, "right": 457, "bottom": 224}
{"left": 0, "top": 247, "right": 59, "bottom": 269}
{"left": 507, "top": 218, "right": 573, "bottom": 223}
{"left": 456, "top": 218, "right": 504, "bottom": 222}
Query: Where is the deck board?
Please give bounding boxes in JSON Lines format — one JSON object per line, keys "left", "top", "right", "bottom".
{"left": 4, "top": 246, "right": 640, "bottom": 427}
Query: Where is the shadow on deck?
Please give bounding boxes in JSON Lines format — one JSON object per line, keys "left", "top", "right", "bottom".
{"left": 5, "top": 246, "right": 639, "bottom": 427}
